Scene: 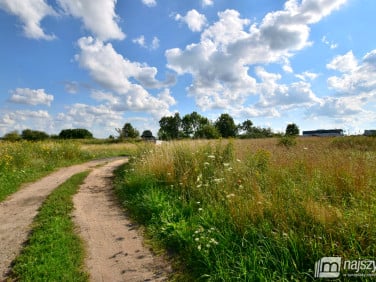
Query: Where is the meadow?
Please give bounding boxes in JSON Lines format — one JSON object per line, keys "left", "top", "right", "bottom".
{"left": 114, "top": 136, "right": 376, "bottom": 281}
{"left": 0, "top": 140, "right": 136, "bottom": 201}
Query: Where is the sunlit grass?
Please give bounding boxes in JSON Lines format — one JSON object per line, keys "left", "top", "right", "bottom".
{"left": 115, "top": 137, "right": 376, "bottom": 280}
{"left": 0, "top": 140, "right": 136, "bottom": 201}
{"left": 10, "top": 171, "right": 90, "bottom": 282}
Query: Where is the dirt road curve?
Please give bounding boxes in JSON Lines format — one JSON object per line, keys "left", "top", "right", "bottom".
{"left": 73, "top": 159, "right": 171, "bottom": 282}
{"left": 0, "top": 158, "right": 171, "bottom": 281}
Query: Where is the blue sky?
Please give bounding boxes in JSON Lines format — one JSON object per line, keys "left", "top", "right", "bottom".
{"left": 0, "top": 0, "right": 375, "bottom": 138}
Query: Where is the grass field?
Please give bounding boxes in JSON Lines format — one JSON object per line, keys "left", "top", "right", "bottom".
{"left": 114, "top": 136, "right": 376, "bottom": 281}
{"left": 10, "top": 171, "right": 90, "bottom": 281}
{"left": 0, "top": 140, "right": 136, "bottom": 201}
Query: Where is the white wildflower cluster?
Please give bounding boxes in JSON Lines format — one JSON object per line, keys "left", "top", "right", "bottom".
{"left": 193, "top": 226, "right": 219, "bottom": 253}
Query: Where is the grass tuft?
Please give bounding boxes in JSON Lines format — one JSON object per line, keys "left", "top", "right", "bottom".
{"left": 10, "top": 171, "right": 90, "bottom": 282}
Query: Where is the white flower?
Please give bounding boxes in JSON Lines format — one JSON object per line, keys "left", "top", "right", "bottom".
{"left": 208, "top": 155, "right": 215, "bottom": 159}
{"left": 226, "top": 193, "right": 235, "bottom": 198}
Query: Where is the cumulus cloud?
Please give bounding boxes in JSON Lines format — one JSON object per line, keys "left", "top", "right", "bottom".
{"left": 57, "top": 0, "right": 125, "bottom": 41}
{"left": 175, "top": 9, "right": 207, "bottom": 32}
{"left": 8, "top": 88, "right": 54, "bottom": 106}
{"left": 327, "top": 50, "right": 376, "bottom": 96}
{"left": 0, "top": 110, "right": 53, "bottom": 135}
{"left": 255, "top": 67, "right": 321, "bottom": 110}
{"left": 0, "top": 0, "right": 57, "bottom": 40}
{"left": 166, "top": 0, "right": 347, "bottom": 114}
{"left": 141, "top": 0, "right": 156, "bottom": 7}
{"left": 75, "top": 37, "right": 176, "bottom": 118}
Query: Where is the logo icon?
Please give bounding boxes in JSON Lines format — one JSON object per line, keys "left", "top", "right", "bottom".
{"left": 315, "top": 257, "right": 342, "bottom": 278}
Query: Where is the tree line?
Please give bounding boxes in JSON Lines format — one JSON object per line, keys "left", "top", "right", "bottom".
{"left": 2, "top": 128, "right": 93, "bottom": 141}
{"left": 1, "top": 112, "right": 300, "bottom": 141}
{"left": 156, "top": 112, "right": 298, "bottom": 140}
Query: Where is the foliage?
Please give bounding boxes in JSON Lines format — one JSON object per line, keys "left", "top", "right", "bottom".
{"left": 21, "top": 129, "right": 49, "bottom": 141}
{"left": 115, "top": 138, "right": 376, "bottom": 281}
{"left": 58, "top": 128, "right": 93, "bottom": 139}
{"left": 2, "top": 130, "right": 22, "bottom": 142}
{"left": 214, "top": 113, "right": 238, "bottom": 138}
{"left": 278, "top": 135, "right": 297, "bottom": 147}
{"left": 195, "top": 124, "right": 220, "bottom": 139}
{"left": 11, "top": 172, "right": 89, "bottom": 281}
{"left": 285, "top": 123, "right": 300, "bottom": 136}
{"left": 119, "top": 122, "right": 139, "bottom": 139}
{"left": 181, "top": 111, "right": 210, "bottom": 138}
{"left": 239, "top": 126, "right": 274, "bottom": 139}
{"left": 158, "top": 113, "right": 182, "bottom": 140}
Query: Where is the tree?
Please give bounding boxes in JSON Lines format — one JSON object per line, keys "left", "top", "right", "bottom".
{"left": 58, "top": 128, "right": 93, "bottom": 139}
{"left": 238, "top": 119, "right": 253, "bottom": 135}
{"left": 195, "top": 124, "right": 220, "bottom": 139}
{"left": 2, "top": 131, "right": 21, "bottom": 142}
{"left": 214, "top": 113, "right": 238, "bottom": 138}
{"left": 120, "top": 123, "right": 139, "bottom": 139}
{"left": 21, "top": 129, "right": 49, "bottom": 141}
{"left": 158, "top": 113, "right": 182, "bottom": 140}
{"left": 285, "top": 123, "right": 299, "bottom": 136}
{"left": 181, "top": 111, "right": 210, "bottom": 138}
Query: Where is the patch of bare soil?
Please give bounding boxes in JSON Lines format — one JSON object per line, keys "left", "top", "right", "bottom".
{"left": 72, "top": 159, "right": 171, "bottom": 282}
{"left": 0, "top": 158, "right": 123, "bottom": 280}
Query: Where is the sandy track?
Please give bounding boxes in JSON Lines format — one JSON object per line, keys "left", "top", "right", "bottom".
{"left": 0, "top": 158, "right": 124, "bottom": 280}
{"left": 73, "top": 159, "right": 171, "bottom": 282}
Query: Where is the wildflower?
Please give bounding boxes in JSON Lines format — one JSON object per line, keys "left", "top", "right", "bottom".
{"left": 195, "top": 238, "right": 200, "bottom": 241}
{"left": 223, "top": 163, "right": 230, "bottom": 167}
{"left": 236, "top": 159, "right": 241, "bottom": 162}
{"left": 204, "top": 162, "right": 210, "bottom": 166}
{"left": 197, "top": 245, "right": 202, "bottom": 251}
{"left": 196, "top": 201, "right": 200, "bottom": 204}
{"left": 198, "top": 208, "right": 203, "bottom": 211}
{"left": 208, "top": 155, "right": 215, "bottom": 159}
{"left": 226, "top": 193, "right": 235, "bottom": 198}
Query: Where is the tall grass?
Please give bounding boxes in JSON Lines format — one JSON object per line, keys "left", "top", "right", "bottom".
{"left": 0, "top": 140, "right": 136, "bottom": 201}
{"left": 115, "top": 137, "right": 376, "bottom": 280}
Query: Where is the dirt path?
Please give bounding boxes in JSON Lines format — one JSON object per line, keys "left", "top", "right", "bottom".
{"left": 0, "top": 158, "right": 125, "bottom": 280}
{"left": 73, "top": 159, "right": 171, "bottom": 282}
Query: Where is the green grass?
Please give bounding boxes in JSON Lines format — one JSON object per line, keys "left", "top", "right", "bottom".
{"left": 0, "top": 140, "right": 136, "bottom": 202}
{"left": 114, "top": 137, "right": 376, "bottom": 281}
{"left": 10, "top": 171, "right": 90, "bottom": 282}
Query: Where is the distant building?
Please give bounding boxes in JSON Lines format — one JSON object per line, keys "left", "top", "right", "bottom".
{"left": 302, "top": 129, "right": 344, "bottom": 137}
{"left": 364, "top": 130, "right": 376, "bottom": 136}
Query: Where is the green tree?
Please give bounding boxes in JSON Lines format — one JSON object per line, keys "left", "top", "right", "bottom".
{"left": 195, "top": 124, "right": 220, "bottom": 139}
{"left": 21, "top": 129, "right": 49, "bottom": 141}
{"left": 2, "top": 130, "right": 21, "bottom": 142}
{"left": 238, "top": 119, "right": 253, "bottom": 135}
{"left": 58, "top": 128, "right": 93, "bottom": 139}
{"left": 285, "top": 123, "right": 299, "bottom": 136}
{"left": 120, "top": 123, "right": 139, "bottom": 139}
{"left": 158, "top": 113, "right": 182, "bottom": 140}
{"left": 181, "top": 111, "right": 210, "bottom": 138}
{"left": 214, "top": 113, "right": 238, "bottom": 138}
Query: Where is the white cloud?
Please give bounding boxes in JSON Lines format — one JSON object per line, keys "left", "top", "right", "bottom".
{"left": 295, "top": 71, "right": 319, "bottom": 81}
{"left": 75, "top": 37, "right": 176, "bottom": 118}
{"left": 0, "top": 0, "right": 57, "bottom": 40}
{"left": 57, "top": 0, "right": 125, "bottom": 41}
{"left": 8, "top": 88, "right": 54, "bottom": 106}
{"left": 166, "top": 1, "right": 347, "bottom": 114}
{"left": 327, "top": 50, "right": 376, "bottom": 97}
{"left": 202, "top": 0, "right": 213, "bottom": 7}
{"left": 321, "top": 35, "right": 338, "bottom": 49}
{"left": 132, "top": 35, "right": 146, "bottom": 47}
{"left": 175, "top": 9, "right": 207, "bottom": 32}
{"left": 132, "top": 35, "right": 160, "bottom": 50}
{"left": 255, "top": 67, "right": 321, "bottom": 109}
{"left": 0, "top": 110, "right": 53, "bottom": 136}
{"left": 141, "top": 0, "right": 156, "bottom": 7}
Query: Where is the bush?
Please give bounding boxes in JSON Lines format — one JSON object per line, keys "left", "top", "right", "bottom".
{"left": 58, "top": 129, "right": 93, "bottom": 139}
{"left": 277, "top": 136, "right": 297, "bottom": 147}
{"left": 21, "top": 129, "right": 49, "bottom": 141}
